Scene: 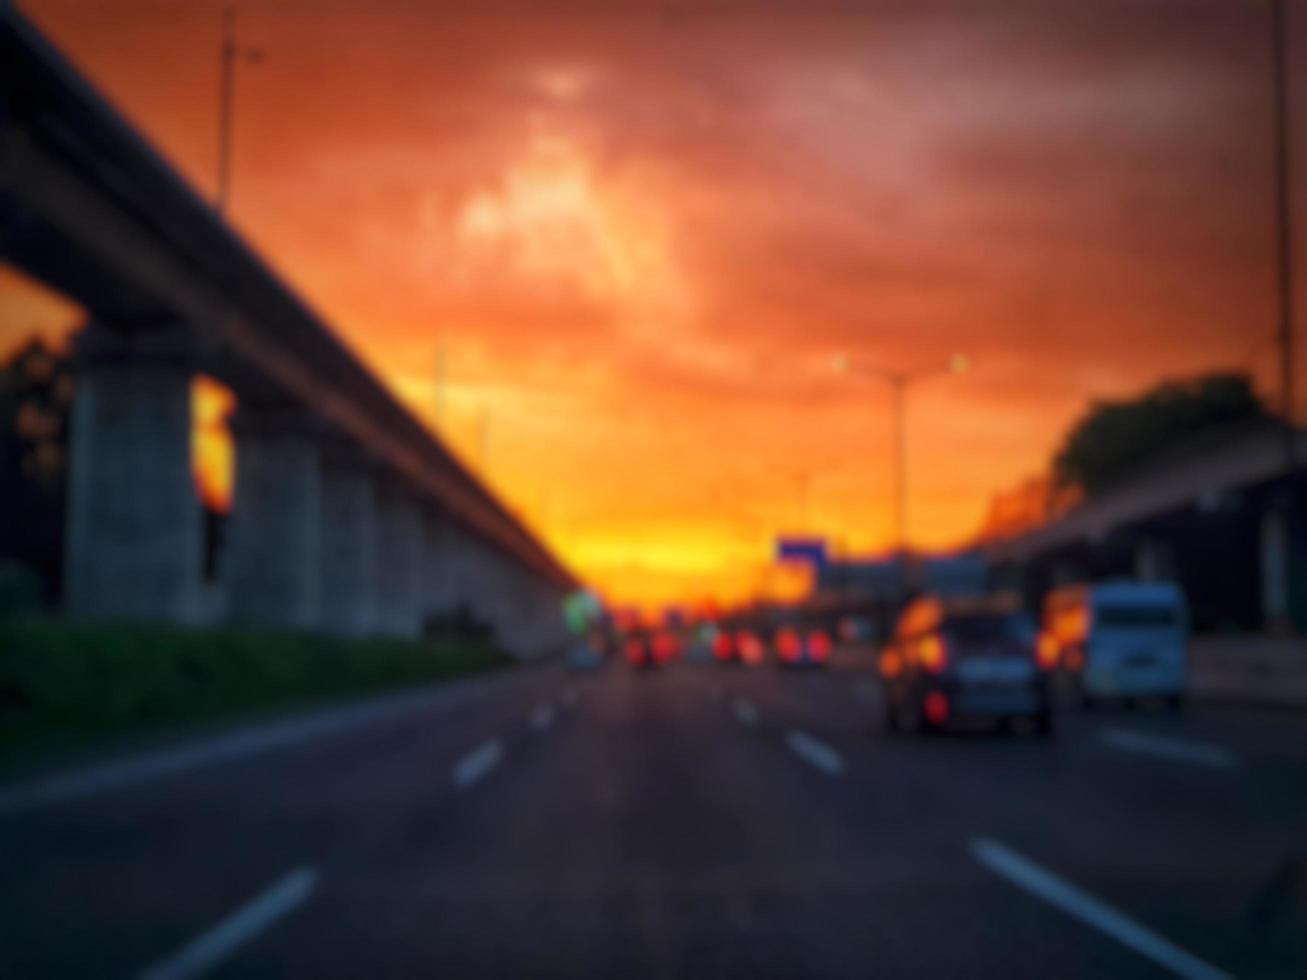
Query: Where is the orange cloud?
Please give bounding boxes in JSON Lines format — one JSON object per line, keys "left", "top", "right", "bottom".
{"left": 12, "top": 0, "right": 1307, "bottom": 611}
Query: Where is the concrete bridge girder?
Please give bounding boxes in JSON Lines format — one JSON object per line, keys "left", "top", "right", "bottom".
{"left": 7, "top": 4, "right": 577, "bottom": 640}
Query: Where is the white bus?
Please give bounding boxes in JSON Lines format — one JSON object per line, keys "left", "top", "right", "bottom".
{"left": 1043, "top": 581, "right": 1188, "bottom": 708}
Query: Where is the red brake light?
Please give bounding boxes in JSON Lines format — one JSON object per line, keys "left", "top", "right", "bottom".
{"left": 652, "top": 632, "right": 679, "bottom": 662}
{"left": 879, "top": 649, "right": 903, "bottom": 678}
{"left": 924, "top": 690, "right": 950, "bottom": 726}
{"left": 739, "top": 632, "right": 764, "bottom": 665}
{"left": 807, "top": 630, "right": 831, "bottom": 660}
{"left": 776, "top": 628, "right": 801, "bottom": 661}
{"left": 712, "top": 633, "right": 734, "bottom": 659}
{"left": 919, "top": 634, "right": 948, "bottom": 674}
{"left": 625, "top": 638, "right": 645, "bottom": 664}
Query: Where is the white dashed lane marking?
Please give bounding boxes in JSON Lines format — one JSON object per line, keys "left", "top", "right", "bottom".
{"left": 855, "top": 680, "right": 882, "bottom": 703}
{"left": 529, "top": 703, "right": 556, "bottom": 733}
{"left": 786, "top": 729, "right": 844, "bottom": 776}
{"left": 1100, "top": 727, "right": 1236, "bottom": 770}
{"left": 452, "top": 739, "right": 505, "bottom": 789}
{"left": 732, "top": 698, "right": 760, "bottom": 726}
{"left": 0, "top": 682, "right": 488, "bottom": 815}
{"left": 971, "top": 838, "right": 1232, "bottom": 980}
{"left": 137, "top": 866, "right": 318, "bottom": 980}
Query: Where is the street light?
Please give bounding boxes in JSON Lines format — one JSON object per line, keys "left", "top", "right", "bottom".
{"left": 832, "top": 352, "right": 970, "bottom": 554}
{"left": 1269, "top": 0, "right": 1296, "bottom": 470}
{"left": 217, "top": 5, "right": 263, "bottom": 214}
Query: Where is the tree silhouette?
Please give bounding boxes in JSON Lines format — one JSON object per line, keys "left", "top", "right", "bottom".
{"left": 0, "top": 338, "right": 73, "bottom": 603}
{"left": 1054, "top": 373, "right": 1269, "bottom": 495}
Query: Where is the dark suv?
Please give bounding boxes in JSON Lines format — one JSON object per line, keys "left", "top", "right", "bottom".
{"left": 879, "top": 596, "right": 1053, "bottom": 735}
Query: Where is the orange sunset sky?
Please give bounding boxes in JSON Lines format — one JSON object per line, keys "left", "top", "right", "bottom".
{"left": 2, "top": 0, "right": 1305, "bottom": 610}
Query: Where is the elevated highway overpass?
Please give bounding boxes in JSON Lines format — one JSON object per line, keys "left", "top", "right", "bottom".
{"left": 0, "top": 3, "right": 575, "bottom": 654}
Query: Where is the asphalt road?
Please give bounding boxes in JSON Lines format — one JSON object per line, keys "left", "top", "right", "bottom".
{"left": 2, "top": 657, "right": 1305, "bottom": 979}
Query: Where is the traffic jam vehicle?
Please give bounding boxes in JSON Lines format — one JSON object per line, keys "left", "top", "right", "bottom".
{"left": 879, "top": 595, "right": 1055, "bottom": 735}
{"left": 710, "top": 628, "right": 740, "bottom": 664}
{"left": 735, "top": 629, "right": 767, "bottom": 666}
{"left": 565, "top": 643, "right": 605, "bottom": 672}
{"left": 773, "top": 626, "right": 832, "bottom": 668}
{"left": 1043, "top": 581, "right": 1188, "bottom": 709}
{"left": 624, "top": 633, "right": 655, "bottom": 669}
{"left": 711, "top": 628, "right": 766, "bottom": 666}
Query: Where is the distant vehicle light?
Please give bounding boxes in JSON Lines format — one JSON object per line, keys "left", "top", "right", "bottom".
{"left": 919, "top": 634, "right": 948, "bottom": 674}
{"left": 807, "top": 630, "right": 831, "bottom": 661}
{"left": 652, "top": 631, "right": 680, "bottom": 663}
{"left": 625, "top": 638, "right": 646, "bottom": 665}
{"left": 878, "top": 649, "right": 902, "bottom": 679}
{"left": 924, "top": 690, "right": 950, "bottom": 726}
{"left": 713, "top": 632, "right": 735, "bottom": 660}
{"left": 776, "top": 627, "right": 802, "bottom": 662}
{"left": 738, "top": 631, "right": 765, "bottom": 666}
{"left": 1036, "top": 632, "right": 1060, "bottom": 671}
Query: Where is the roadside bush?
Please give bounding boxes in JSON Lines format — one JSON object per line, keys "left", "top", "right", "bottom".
{"left": 0, "top": 618, "right": 508, "bottom": 767}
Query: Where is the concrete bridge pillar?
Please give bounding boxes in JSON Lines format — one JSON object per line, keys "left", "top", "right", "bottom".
{"left": 498, "top": 562, "right": 535, "bottom": 658}
{"left": 439, "top": 521, "right": 474, "bottom": 622}
{"left": 538, "top": 581, "right": 569, "bottom": 652}
{"left": 483, "top": 556, "right": 564, "bottom": 660}
{"left": 457, "top": 534, "right": 521, "bottom": 653}
{"left": 374, "top": 477, "right": 423, "bottom": 638}
{"left": 1260, "top": 500, "right": 1292, "bottom": 633}
{"left": 511, "top": 573, "right": 551, "bottom": 659}
{"left": 532, "top": 579, "right": 569, "bottom": 655}
{"left": 318, "top": 442, "right": 378, "bottom": 637}
{"left": 436, "top": 525, "right": 564, "bottom": 657}
{"left": 224, "top": 407, "right": 323, "bottom": 629}
{"left": 64, "top": 323, "right": 202, "bottom": 622}
{"left": 420, "top": 509, "right": 458, "bottom": 629}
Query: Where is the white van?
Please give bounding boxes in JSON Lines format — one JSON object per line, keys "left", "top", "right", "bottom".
{"left": 1043, "top": 581, "right": 1188, "bottom": 707}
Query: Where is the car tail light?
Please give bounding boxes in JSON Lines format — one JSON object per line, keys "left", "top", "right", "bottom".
{"left": 712, "top": 632, "right": 734, "bottom": 660}
{"left": 652, "top": 632, "right": 678, "bottom": 662}
{"left": 1036, "top": 632, "right": 1060, "bottom": 671}
{"left": 625, "top": 638, "right": 645, "bottom": 664}
{"left": 776, "top": 628, "right": 801, "bottom": 662}
{"left": 918, "top": 634, "right": 948, "bottom": 674}
{"left": 807, "top": 630, "right": 831, "bottom": 661}
{"left": 924, "top": 691, "right": 950, "bottom": 726}
{"left": 739, "top": 632, "right": 764, "bottom": 666}
{"left": 878, "top": 649, "right": 903, "bottom": 678}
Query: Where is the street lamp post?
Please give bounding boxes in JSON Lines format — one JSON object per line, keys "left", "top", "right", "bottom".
{"left": 217, "top": 5, "right": 263, "bottom": 214}
{"left": 1270, "top": 0, "right": 1296, "bottom": 469}
{"left": 833, "top": 353, "right": 969, "bottom": 554}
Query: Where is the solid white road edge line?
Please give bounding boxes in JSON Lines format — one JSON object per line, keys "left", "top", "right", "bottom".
{"left": 971, "top": 838, "right": 1232, "bottom": 980}
{"left": 452, "top": 739, "right": 505, "bottom": 789}
{"left": 0, "top": 677, "right": 502, "bottom": 815}
{"left": 1100, "top": 727, "right": 1236, "bottom": 770}
{"left": 786, "top": 729, "right": 844, "bottom": 776}
{"left": 137, "top": 866, "right": 318, "bottom": 980}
